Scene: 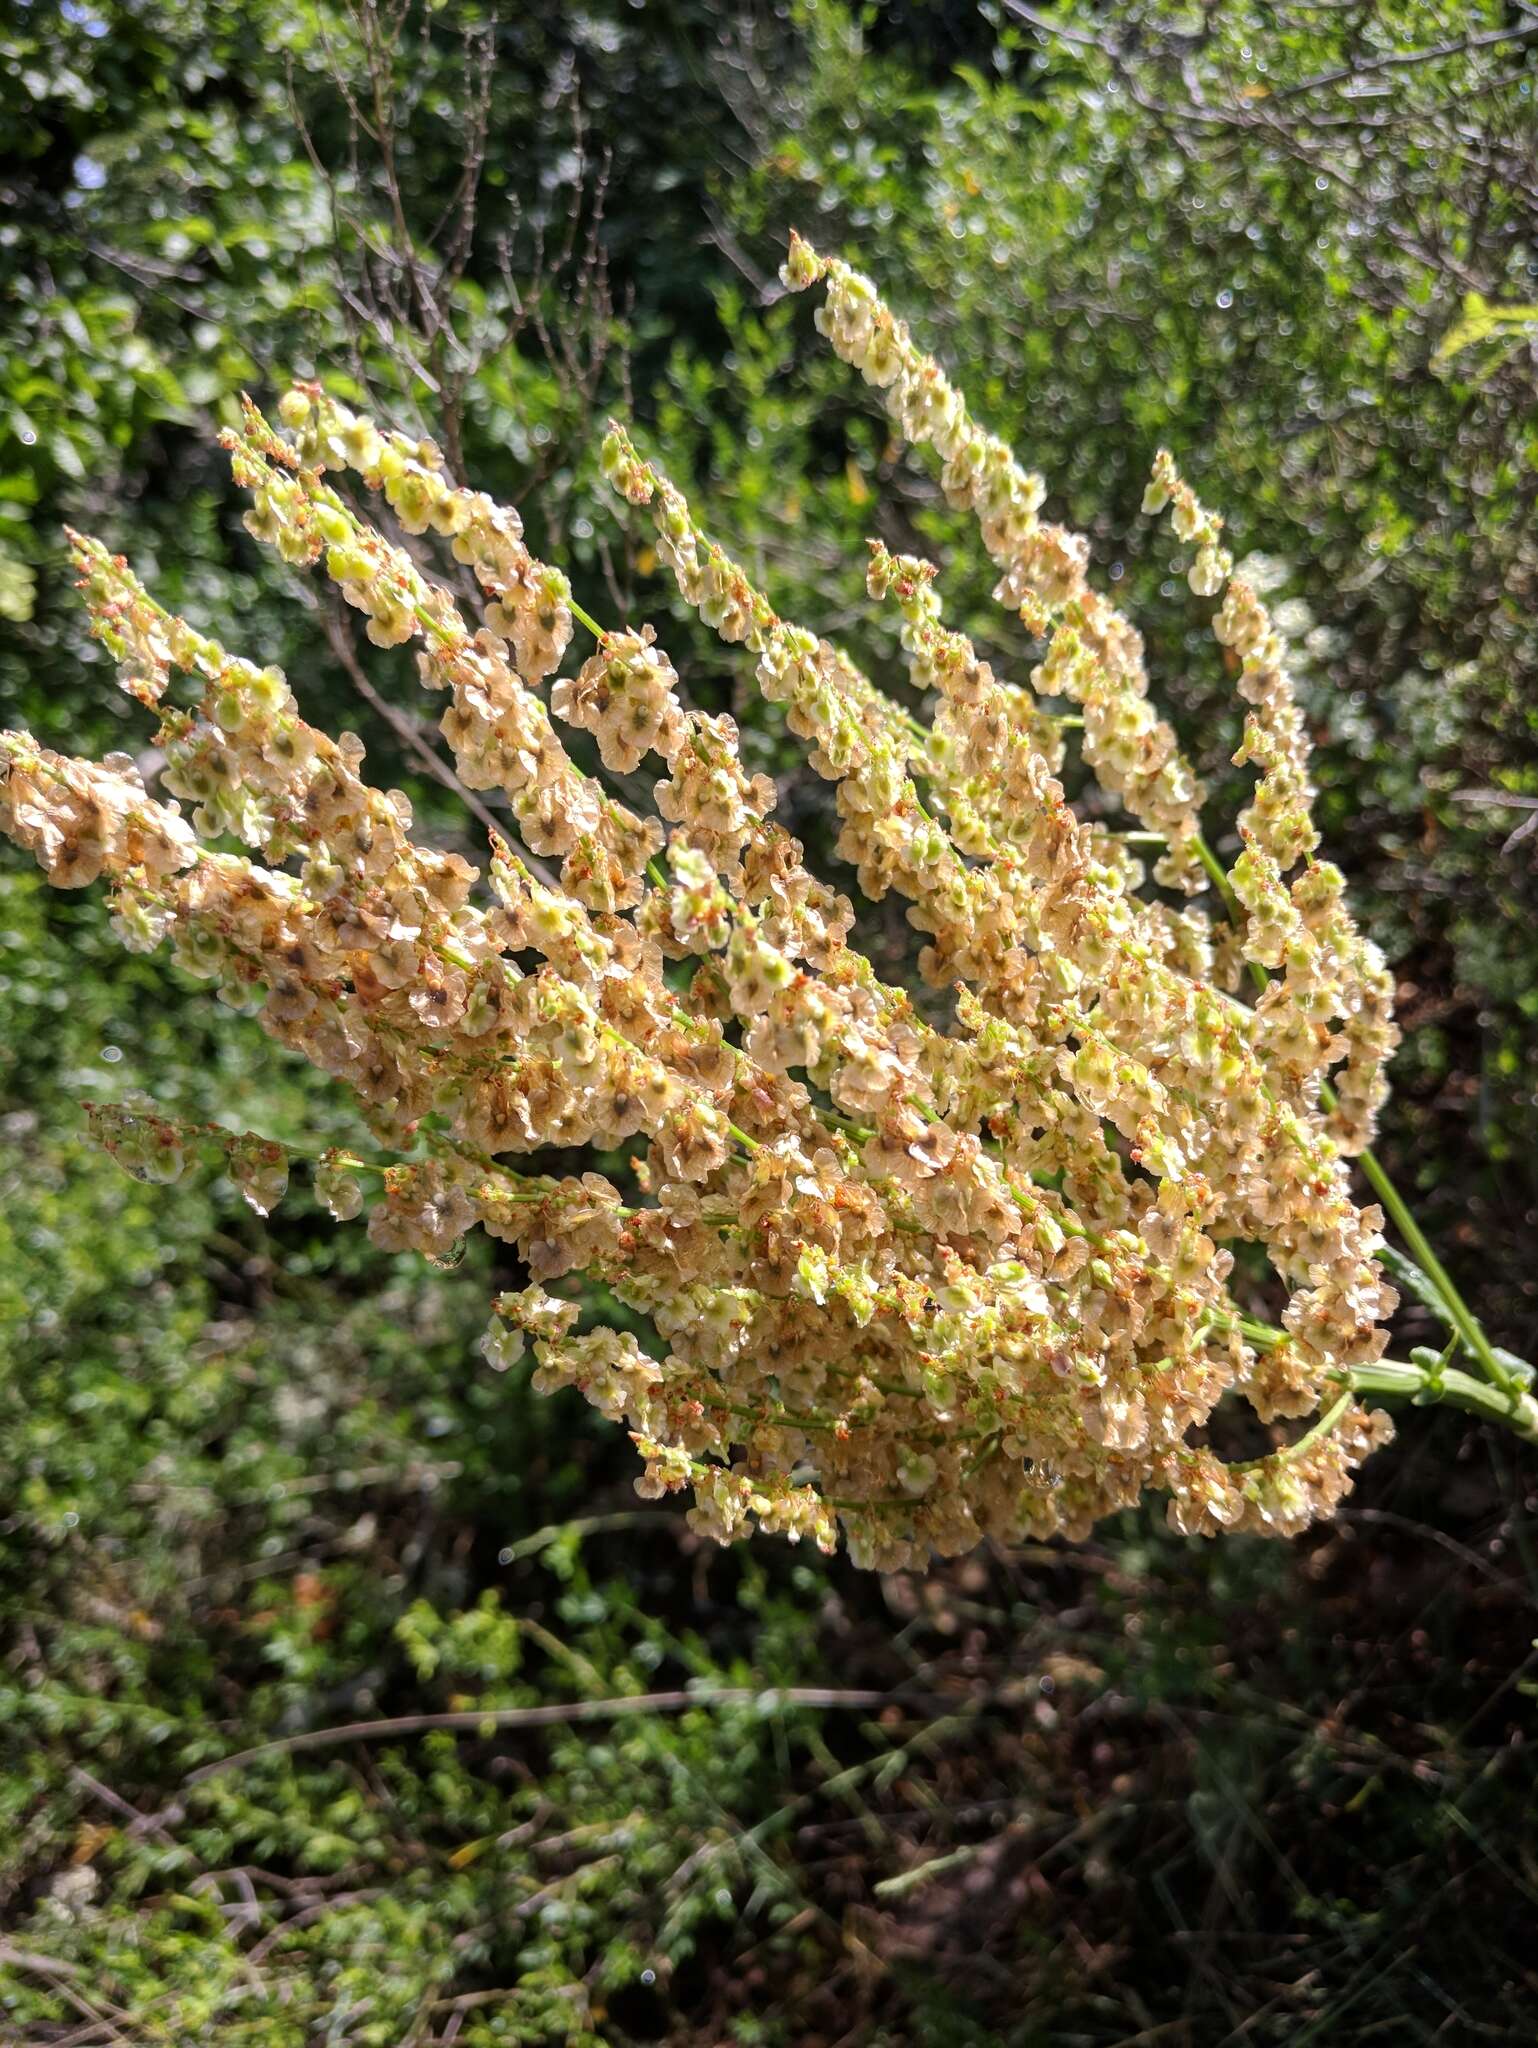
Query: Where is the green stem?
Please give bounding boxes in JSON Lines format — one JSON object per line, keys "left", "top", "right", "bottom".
{"left": 1341, "top": 1120, "right": 1521, "bottom": 1399}
{"left": 1238, "top": 1316, "right": 1286, "bottom": 1352}
{"left": 1192, "top": 829, "right": 1246, "bottom": 933}
{"left": 1347, "top": 1359, "right": 1538, "bottom": 1442}
{"left": 1192, "top": 831, "right": 1525, "bottom": 1402}
{"left": 1278, "top": 1390, "right": 1353, "bottom": 1462}
{"left": 1229, "top": 1390, "right": 1353, "bottom": 1475}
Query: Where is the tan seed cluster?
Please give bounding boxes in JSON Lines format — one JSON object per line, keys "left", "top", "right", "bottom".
{"left": 0, "top": 237, "right": 1408, "bottom": 1566}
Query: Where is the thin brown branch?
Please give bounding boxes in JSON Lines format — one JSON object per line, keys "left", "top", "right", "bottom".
{"left": 179, "top": 1685, "right": 917, "bottom": 1792}
{"left": 319, "top": 601, "right": 555, "bottom": 882}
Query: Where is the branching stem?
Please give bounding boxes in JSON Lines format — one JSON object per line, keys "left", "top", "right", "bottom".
{"left": 1192, "top": 831, "right": 1531, "bottom": 1410}
{"left": 1346, "top": 1358, "right": 1538, "bottom": 1441}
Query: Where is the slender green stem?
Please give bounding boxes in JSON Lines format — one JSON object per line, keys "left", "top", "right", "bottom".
{"left": 568, "top": 594, "right": 606, "bottom": 641}
{"left": 1191, "top": 830, "right": 1244, "bottom": 930}
{"left": 1192, "top": 831, "right": 1526, "bottom": 1402}
{"left": 1339, "top": 1115, "right": 1522, "bottom": 1399}
{"left": 1278, "top": 1390, "right": 1353, "bottom": 1461}
{"left": 1228, "top": 1390, "right": 1353, "bottom": 1475}
{"left": 1238, "top": 1316, "right": 1286, "bottom": 1352}
{"left": 820, "top": 1106, "right": 876, "bottom": 1143}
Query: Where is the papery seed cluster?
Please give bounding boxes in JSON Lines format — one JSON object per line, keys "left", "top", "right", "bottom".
{"left": 0, "top": 235, "right": 1402, "bottom": 1567}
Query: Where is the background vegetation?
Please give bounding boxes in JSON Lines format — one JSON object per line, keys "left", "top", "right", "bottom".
{"left": 3, "top": 1, "right": 1538, "bottom": 2040}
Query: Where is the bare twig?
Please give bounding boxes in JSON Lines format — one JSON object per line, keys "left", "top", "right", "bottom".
{"left": 319, "top": 601, "right": 504, "bottom": 847}
{"left": 176, "top": 1685, "right": 917, "bottom": 1795}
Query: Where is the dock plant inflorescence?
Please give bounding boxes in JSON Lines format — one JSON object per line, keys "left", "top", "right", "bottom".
{"left": 6, "top": 234, "right": 1533, "bottom": 1570}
